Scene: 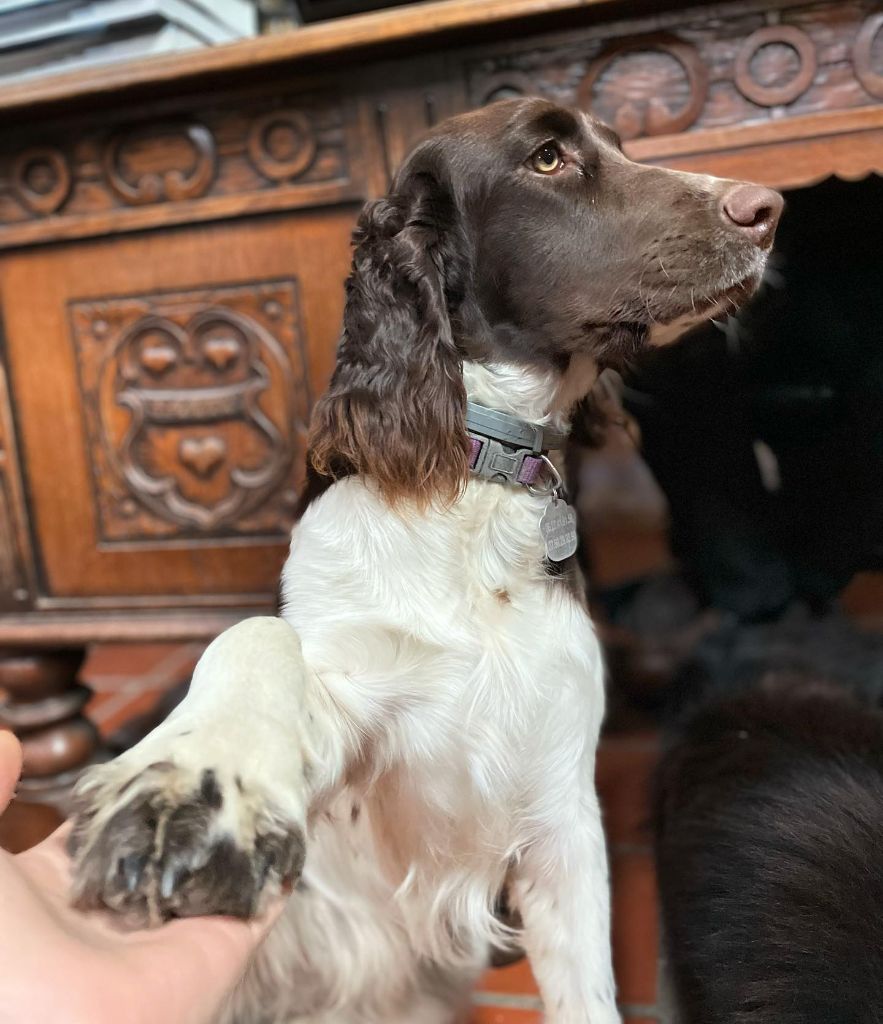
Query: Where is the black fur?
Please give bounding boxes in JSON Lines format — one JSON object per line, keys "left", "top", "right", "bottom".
{"left": 68, "top": 765, "right": 305, "bottom": 926}
{"left": 626, "top": 176, "right": 883, "bottom": 620}
{"left": 655, "top": 646, "right": 883, "bottom": 1024}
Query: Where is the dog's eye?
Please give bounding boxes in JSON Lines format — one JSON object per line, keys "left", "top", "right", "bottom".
{"left": 530, "top": 143, "right": 563, "bottom": 175}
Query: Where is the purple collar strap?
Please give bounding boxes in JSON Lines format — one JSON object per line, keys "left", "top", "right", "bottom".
{"left": 468, "top": 435, "right": 546, "bottom": 485}
{"left": 465, "top": 401, "right": 567, "bottom": 493}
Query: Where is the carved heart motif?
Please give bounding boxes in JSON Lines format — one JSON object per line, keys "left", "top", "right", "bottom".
{"left": 141, "top": 343, "right": 177, "bottom": 375}
{"left": 204, "top": 336, "right": 241, "bottom": 371}
{"left": 178, "top": 436, "right": 227, "bottom": 479}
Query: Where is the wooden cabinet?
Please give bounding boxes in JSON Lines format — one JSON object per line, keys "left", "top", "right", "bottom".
{"left": 0, "top": 0, "right": 881, "bottom": 834}
{"left": 1, "top": 210, "right": 356, "bottom": 602}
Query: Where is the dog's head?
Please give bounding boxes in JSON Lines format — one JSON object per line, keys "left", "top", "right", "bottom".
{"left": 310, "top": 98, "right": 782, "bottom": 506}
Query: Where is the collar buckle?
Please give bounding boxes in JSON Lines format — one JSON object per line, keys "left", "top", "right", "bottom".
{"left": 470, "top": 435, "right": 535, "bottom": 485}
{"left": 465, "top": 401, "right": 569, "bottom": 494}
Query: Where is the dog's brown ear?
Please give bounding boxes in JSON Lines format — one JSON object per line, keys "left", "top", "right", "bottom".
{"left": 309, "top": 158, "right": 469, "bottom": 508}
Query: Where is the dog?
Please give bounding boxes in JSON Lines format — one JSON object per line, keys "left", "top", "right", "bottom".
{"left": 67, "top": 98, "right": 781, "bottom": 1024}
{"left": 655, "top": 615, "right": 883, "bottom": 1024}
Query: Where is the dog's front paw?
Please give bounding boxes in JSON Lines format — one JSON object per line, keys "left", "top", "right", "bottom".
{"left": 68, "top": 757, "right": 305, "bottom": 926}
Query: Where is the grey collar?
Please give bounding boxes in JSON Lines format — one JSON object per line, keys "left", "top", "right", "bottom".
{"left": 465, "top": 401, "right": 568, "bottom": 490}
{"left": 466, "top": 402, "right": 569, "bottom": 453}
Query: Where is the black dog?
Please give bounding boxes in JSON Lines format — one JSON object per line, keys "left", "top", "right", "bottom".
{"left": 654, "top": 616, "right": 883, "bottom": 1024}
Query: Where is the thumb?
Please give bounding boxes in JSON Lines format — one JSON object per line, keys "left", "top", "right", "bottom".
{"left": 126, "top": 896, "right": 289, "bottom": 1024}
{"left": 0, "top": 730, "right": 23, "bottom": 815}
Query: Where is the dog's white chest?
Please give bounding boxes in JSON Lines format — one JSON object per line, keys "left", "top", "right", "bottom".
{"left": 282, "top": 477, "right": 604, "bottom": 799}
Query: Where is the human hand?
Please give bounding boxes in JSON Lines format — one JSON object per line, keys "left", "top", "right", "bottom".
{"left": 0, "top": 730, "right": 285, "bottom": 1024}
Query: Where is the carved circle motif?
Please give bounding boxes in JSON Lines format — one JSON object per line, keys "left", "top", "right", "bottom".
{"left": 103, "top": 123, "right": 217, "bottom": 206}
{"left": 11, "top": 147, "right": 71, "bottom": 215}
{"left": 474, "top": 71, "right": 537, "bottom": 106}
{"left": 247, "top": 111, "right": 317, "bottom": 182}
{"left": 854, "top": 13, "right": 883, "bottom": 100}
{"left": 735, "top": 26, "right": 817, "bottom": 106}
{"left": 577, "top": 34, "right": 708, "bottom": 140}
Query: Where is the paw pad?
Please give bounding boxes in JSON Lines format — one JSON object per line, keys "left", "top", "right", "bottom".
{"left": 69, "top": 763, "right": 304, "bottom": 926}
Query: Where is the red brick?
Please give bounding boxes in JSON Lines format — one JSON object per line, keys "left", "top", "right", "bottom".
{"left": 478, "top": 958, "right": 539, "bottom": 995}
{"left": 471, "top": 1007, "right": 543, "bottom": 1024}
{"left": 596, "top": 736, "right": 660, "bottom": 847}
{"left": 611, "top": 849, "right": 660, "bottom": 1006}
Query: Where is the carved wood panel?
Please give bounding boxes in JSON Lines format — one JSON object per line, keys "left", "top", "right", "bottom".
{"left": 0, "top": 0, "right": 878, "bottom": 637}
{"left": 575, "top": 32, "right": 708, "bottom": 139}
{"left": 854, "top": 10, "right": 883, "bottom": 99}
{"left": 0, "top": 91, "right": 356, "bottom": 236}
{"left": 0, "top": 449, "right": 27, "bottom": 607}
{"left": 467, "top": 0, "right": 883, "bottom": 142}
{"left": 0, "top": 361, "right": 30, "bottom": 610}
{"left": 0, "top": 206, "right": 353, "bottom": 602}
{"left": 361, "top": 58, "right": 468, "bottom": 187}
{"left": 70, "top": 281, "right": 310, "bottom": 543}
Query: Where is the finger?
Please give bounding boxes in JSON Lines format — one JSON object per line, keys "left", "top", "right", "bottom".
{"left": 124, "top": 897, "right": 290, "bottom": 1024}
{"left": 0, "top": 730, "right": 23, "bottom": 815}
{"left": 159, "top": 894, "right": 287, "bottom": 964}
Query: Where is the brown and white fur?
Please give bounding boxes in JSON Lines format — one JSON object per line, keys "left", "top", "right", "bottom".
{"left": 67, "top": 99, "right": 782, "bottom": 1024}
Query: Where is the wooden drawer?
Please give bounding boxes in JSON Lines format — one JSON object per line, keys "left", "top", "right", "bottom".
{"left": 0, "top": 208, "right": 357, "bottom": 605}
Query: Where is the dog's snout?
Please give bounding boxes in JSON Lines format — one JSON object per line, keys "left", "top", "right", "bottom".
{"left": 720, "top": 184, "right": 783, "bottom": 248}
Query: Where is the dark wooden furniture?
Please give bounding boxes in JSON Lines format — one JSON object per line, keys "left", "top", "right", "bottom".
{"left": 1, "top": 0, "right": 881, "bottom": 843}
{"left": 292, "top": 0, "right": 418, "bottom": 23}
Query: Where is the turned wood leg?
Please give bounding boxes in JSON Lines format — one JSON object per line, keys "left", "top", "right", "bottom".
{"left": 0, "top": 647, "right": 102, "bottom": 851}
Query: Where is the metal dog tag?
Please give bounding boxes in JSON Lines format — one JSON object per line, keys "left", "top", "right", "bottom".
{"left": 540, "top": 498, "right": 578, "bottom": 562}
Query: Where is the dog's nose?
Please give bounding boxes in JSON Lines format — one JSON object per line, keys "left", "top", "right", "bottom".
{"left": 721, "top": 184, "right": 783, "bottom": 248}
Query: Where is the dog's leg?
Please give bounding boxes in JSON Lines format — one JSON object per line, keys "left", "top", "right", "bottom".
{"left": 513, "top": 788, "right": 620, "bottom": 1024}
{"left": 68, "top": 617, "right": 352, "bottom": 925}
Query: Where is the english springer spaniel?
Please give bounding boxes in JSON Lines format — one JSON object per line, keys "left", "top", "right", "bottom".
{"left": 69, "top": 98, "right": 781, "bottom": 1024}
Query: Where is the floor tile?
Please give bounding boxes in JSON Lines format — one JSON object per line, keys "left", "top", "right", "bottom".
{"left": 596, "top": 736, "right": 660, "bottom": 848}
{"left": 611, "top": 849, "right": 660, "bottom": 1007}
{"left": 83, "top": 643, "right": 188, "bottom": 682}
{"left": 478, "top": 958, "right": 539, "bottom": 995}
{"left": 93, "top": 687, "right": 168, "bottom": 736}
{"left": 471, "top": 1007, "right": 543, "bottom": 1024}
{"left": 82, "top": 643, "right": 201, "bottom": 737}
{"left": 82, "top": 642, "right": 203, "bottom": 693}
